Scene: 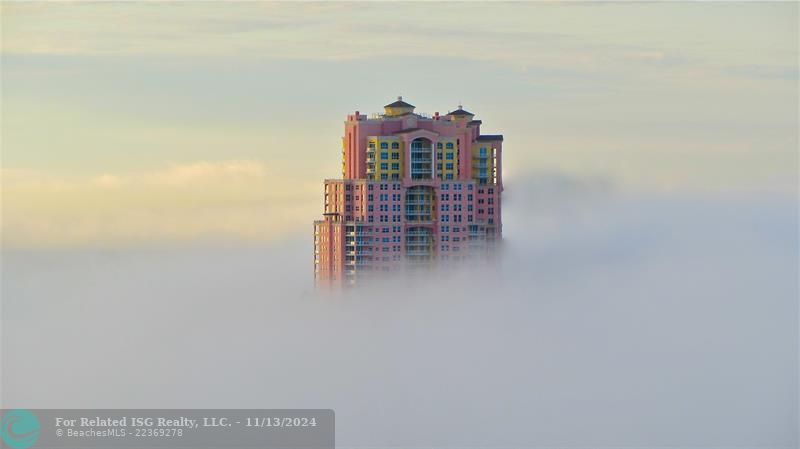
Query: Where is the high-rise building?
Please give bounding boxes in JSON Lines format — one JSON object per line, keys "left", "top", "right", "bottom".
{"left": 313, "top": 97, "right": 503, "bottom": 286}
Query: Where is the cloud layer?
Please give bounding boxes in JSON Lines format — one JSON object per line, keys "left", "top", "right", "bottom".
{"left": 3, "top": 185, "right": 796, "bottom": 446}
{"left": 2, "top": 161, "right": 319, "bottom": 248}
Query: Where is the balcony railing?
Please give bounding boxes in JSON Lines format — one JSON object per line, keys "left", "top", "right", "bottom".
{"left": 405, "top": 249, "right": 432, "bottom": 256}
{"left": 406, "top": 230, "right": 432, "bottom": 236}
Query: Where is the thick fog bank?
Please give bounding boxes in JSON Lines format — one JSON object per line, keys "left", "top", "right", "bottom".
{"left": 2, "top": 190, "right": 797, "bottom": 447}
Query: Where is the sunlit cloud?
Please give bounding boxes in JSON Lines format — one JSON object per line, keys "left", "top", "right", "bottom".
{"left": 1, "top": 161, "right": 319, "bottom": 248}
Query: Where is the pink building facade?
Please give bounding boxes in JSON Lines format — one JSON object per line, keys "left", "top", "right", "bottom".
{"left": 314, "top": 97, "right": 503, "bottom": 286}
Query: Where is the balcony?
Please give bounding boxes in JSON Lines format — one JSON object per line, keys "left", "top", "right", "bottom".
{"left": 405, "top": 249, "right": 432, "bottom": 256}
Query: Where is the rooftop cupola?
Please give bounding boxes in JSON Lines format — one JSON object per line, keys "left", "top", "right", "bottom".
{"left": 447, "top": 103, "right": 475, "bottom": 120}
{"left": 384, "top": 96, "right": 416, "bottom": 117}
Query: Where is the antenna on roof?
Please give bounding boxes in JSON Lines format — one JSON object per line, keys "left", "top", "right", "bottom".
{"left": 458, "top": 101, "right": 463, "bottom": 109}
{"left": 398, "top": 96, "right": 403, "bottom": 101}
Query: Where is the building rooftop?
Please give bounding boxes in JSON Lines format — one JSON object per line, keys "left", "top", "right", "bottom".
{"left": 384, "top": 97, "right": 415, "bottom": 108}
{"left": 476, "top": 134, "right": 504, "bottom": 141}
{"left": 448, "top": 107, "right": 475, "bottom": 116}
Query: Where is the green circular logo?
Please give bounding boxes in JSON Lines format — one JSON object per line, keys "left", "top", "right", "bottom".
{"left": 1, "top": 410, "right": 40, "bottom": 449}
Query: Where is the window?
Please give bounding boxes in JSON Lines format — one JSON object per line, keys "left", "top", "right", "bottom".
{"left": 446, "top": 163, "right": 453, "bottom": 170}
{"left": 380, "top": 163, "right": 388, "bottom": 170}
{"left": 391, "top": 163, "right": 399, "bottom": 170}
{"left": 437, "top": 152, "right": 443, "bottom": 160}
{"left": 479, "top": 147, "right": 487, "bottom": 156}
{"left": 437, "top": 163, "right": 443, "bottom": 170}
{"left": 391, "top": 173, "right": 399, "bottom": 180}
{"left": 446, "top": 152, "right": 454, "bottom": 160}
{"left": 446, "top": 142, "right": 454, "bottom": 149}
{"left": 392, "top": 152, "right": 399, "bottom": 160}
{"left": 380, "top": 142, "right": 389, "bottom": 149}
{"left": 445, "top": 173, "right": 453, "bottom": 180}
{"left": 381, "top": 152, "right": 388, "bottom": 160}
{"left": 391, "top": 142, "right": 399, "bottom": 149}
{"left": 437, "top": 143, "right": 443, "bottom": 149}
{"left": 380, "top": 173, "right": 388, "bottom": 180}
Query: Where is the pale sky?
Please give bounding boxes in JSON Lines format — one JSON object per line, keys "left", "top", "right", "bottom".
{"left": 1, "top": 2, "right": 797, "bottom": 248}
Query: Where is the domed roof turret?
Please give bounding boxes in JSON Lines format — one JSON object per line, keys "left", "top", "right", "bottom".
{"left": 384, "top": 96, "right": 416, "bottom": 116}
